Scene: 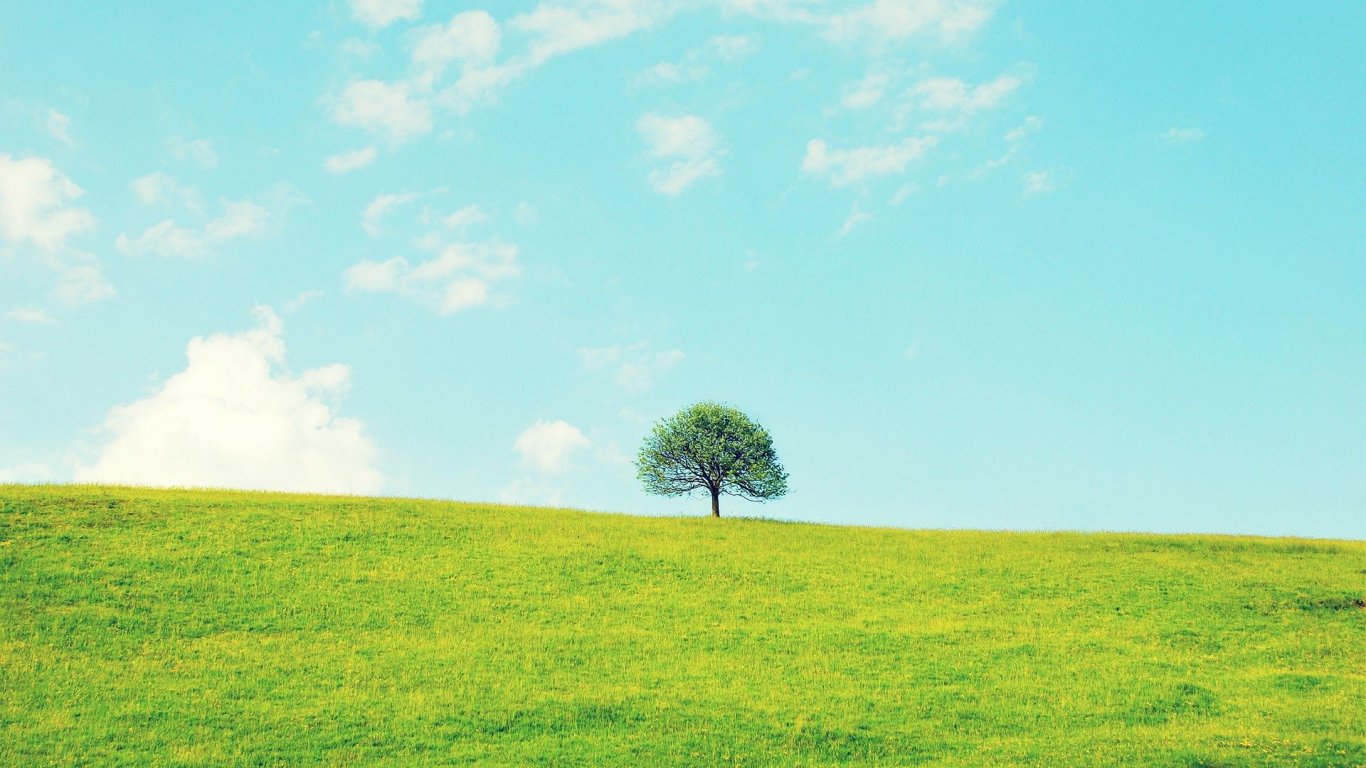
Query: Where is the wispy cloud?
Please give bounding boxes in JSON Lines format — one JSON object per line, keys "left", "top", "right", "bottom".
{"left": 636, "top": 34, "right": 760, "bottom": 85}
{"left": 166, "top": 136, "right": 218, "bottom": 168}
{"left": 6, "top": 308, "right": 55, "bottom": 324}
{"left": 1023, "top": 168, "right": 1068, "bottom": 195}
{"left": 1161, "top": 126, "right": 1206, "bottom": 145}
{"left": 897, "top": 67, "right": 1033, "bottom": 132}
{"left": 284, "top": 289, "right": 324, "bottom": 312}
{"left": 910, "top": 72, "right": 1027, "bottom": 113}
{"left": 579, "top": 342, "right": 685, "bottom": 393}
{"left": 825, "top": 0, "right": 994, "bottom": 48}
{"left": 957, "top": 115, "right": 1043, "bottom": 181}
{"left": 638, "top": 113, "right": 724, "bottom": 195}
{"left": 441, "top": 204, "right": 489, "bottom": 233}
{"left": 131, "top": 172, "right": 203, "bottom": 211}
{"left": 841, "top": 69, "right": 892, "bottom": 110}
{"left": 324, "top": 146, "right": 378, "bottom": 173}
{"left": 838, "top": 201, "right": 873, "bottom": 236}
{"left": 117, "top": 177, "right": 296, "bottom": 259}
{"left": 803, "top": 135, "right": 937, "bottom": 186}
{"left": 116, "top": 200, "right": 272, "bottom": 258}
{"left": 361, "top": 191, "right": 419, "bottom": 236}
{"left": 46, "top": 110, "right": 73, "bottom": 146}
{"left": 351, "top": 0, "right": 422, "bottom": 29}
{"left": 331, "top": 2, "right": 676, "bottom": 139}
{"left": 344, "top": 240, "right": 519, "bottom": 314}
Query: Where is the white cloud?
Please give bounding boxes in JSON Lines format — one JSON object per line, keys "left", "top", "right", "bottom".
{"left": 6, "top": 308, "right": 54, "bottom": 324}
{"left": 802, "top": 135, "right": 937, "bottom": 186}
{"left": 334, "top": 1, "right": 689, "bottom": 124}
{"left": 425, "top": 1, "right": 667, "bottom": 114}
{"left": 332, "top": 79, "right": 433, "bottom": 144}
{"left": 436, "top": 61, "right": 523, "bottom": 115}
{"left": 579, "top": 342, "right": 685, "bottom": 393}
{"left": 511, "top": 2, "right": 664, "bottom": 67}
{"left": 324, "top": 146, "right": 378, "bottom": 173}
{"left": 426, "top": 0, "right": 670, "bottom": 113}
{"left": 205, "top": 199, "right": 271, "bottom": 241}
{"left": 1162, "top": 126, "right": 1206, "bottom": 145}
{"left": 46, "top": 110, "right": 73, "bottom": 145}
{"left": 0, "top": 154, "right": 96, "bottom": 252}
{"left": 116, "top": 197, "right": 272, "bottom": 258}
{"left": 343, "top": 237, "right": 520, "bottom": 315}
{"left": 361, "top": 191, "right": 418, "bottom": 235}
{"left": 411, "top": 11, "right": 501, "bottom": 89}
{"left": 826, "top": 0, "right": 993, "bottom": 47}
{"left": 166, "top": 136, "right": 218, "bottom": 168}
{"left": 76, "top": 306, "right": 381, "bottom": 494}
{"left": 351, "top": 0, "right": 422, "bottom": 28}
{"left": 0, "top": 154, "right": 111, "bottom": 304}
{"left": 885, "top": 68, "right": 1033, "bottom": 134}
{"left": 913, "top": 73, "right": 1022, "bottom": 112}
{"left": 514, "top": 420, "right": 590, "bottom": 474}
{"left": 638, "top": 113, "right": 723, "bottom": 195}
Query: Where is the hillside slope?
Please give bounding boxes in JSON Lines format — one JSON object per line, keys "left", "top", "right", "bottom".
{"left": 1, "top": 485, "right": 1362, "bottom": 766}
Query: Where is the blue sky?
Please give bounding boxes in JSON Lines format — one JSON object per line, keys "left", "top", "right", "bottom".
{"left": 1, "top": 1, "right": 1362, "bottom": 538}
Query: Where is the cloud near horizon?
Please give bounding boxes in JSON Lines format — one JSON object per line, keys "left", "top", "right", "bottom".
{"left": 76, "top": 306, "right": 382, "bottom": 494}
{"left": 515, "top": 420, "right": 590, "bottom": 474}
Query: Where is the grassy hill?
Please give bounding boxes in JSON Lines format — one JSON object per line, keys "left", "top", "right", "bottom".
{"left": 1, "top": 485, "right": 1362, "bottom": 767}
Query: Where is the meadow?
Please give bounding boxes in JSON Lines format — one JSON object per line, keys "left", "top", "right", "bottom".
{"left": 1, "top": 485, "right": 1362, "bottom": 766}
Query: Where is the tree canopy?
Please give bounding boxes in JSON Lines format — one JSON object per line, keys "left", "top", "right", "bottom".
{"left": 635, "top": 402, "right": 788, "bottom": 517}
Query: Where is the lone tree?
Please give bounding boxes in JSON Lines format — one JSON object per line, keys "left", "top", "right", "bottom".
{"left": 635, "top": 402, "right": 788, "bottom": 517}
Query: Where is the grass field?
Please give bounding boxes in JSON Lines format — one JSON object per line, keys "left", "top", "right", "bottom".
{"left": 1, "top": 485, "right": 1362, "bottom": 766}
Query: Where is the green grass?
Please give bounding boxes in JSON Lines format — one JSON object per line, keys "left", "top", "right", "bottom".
{"left": 1, "top": 485, "right": 1363, "bottom": 767}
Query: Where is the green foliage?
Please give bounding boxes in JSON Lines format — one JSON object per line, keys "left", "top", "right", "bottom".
{"left": 1, "top": 485, "right": 1364, "bottom": 767}
{"left": 636, "top": 402, "right": 788, "bottom": 516}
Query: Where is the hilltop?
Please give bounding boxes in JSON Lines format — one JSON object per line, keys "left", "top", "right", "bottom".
{"left": 1, "top": 485, "right": 1362, "bottom": 766}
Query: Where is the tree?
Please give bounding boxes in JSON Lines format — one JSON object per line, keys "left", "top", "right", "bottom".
{"left": 635, "top": 402, "right": 788, "bottom": 517}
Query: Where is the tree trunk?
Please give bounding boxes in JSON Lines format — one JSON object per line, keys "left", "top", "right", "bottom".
{"left": 710, "top": 488, "right": 720, "bottom": 517}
